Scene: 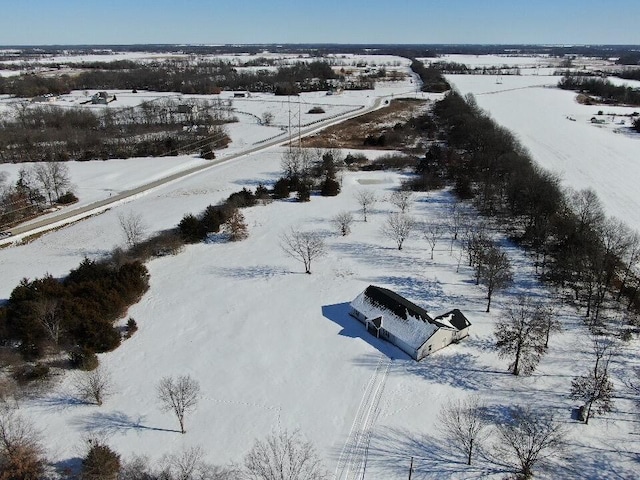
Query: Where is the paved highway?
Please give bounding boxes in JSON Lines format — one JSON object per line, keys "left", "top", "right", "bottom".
{"left": 2, "top": 96, "right": 388, "bottom": 244}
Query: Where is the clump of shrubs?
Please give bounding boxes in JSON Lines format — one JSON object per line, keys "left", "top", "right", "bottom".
{"left": 178, "top": 186, "right": 261, "bottom": 243}
{"left": 125, "top": 318, "right": 138, "bottom": 338}
{"left": 11, "top": 362, "right": 50, "bottom": 384}
{"left": 0, "top": 258, "right": 149, "bottom": 363}
{"left": 69, "top": 348, "right": 100, "bottom": 371}
{"left": 82, "top": 440, "right": 121, "bottom": 480}
{"left": 57, "top": 191, "right": 79, "bottom": 205}
{"left": 363, "top": 153, "right": 417, "bottom": 171}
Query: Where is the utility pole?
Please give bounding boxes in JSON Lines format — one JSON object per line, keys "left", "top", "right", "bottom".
{"left": 408, "top": 456, "right": 414, "bottom": 480}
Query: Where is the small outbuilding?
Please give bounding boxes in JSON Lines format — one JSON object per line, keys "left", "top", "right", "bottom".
{"left": 350, "top": 285, "right": 470, "bottom": 361}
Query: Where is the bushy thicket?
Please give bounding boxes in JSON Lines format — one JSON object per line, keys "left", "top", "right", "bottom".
{"left": 272, "top": 149, "right": 342, "bottom": 202}
{"left": 558, "top": 75, "right": 640, "bottom": 106}
{"left": 178, "top": 187, "right": 257, "bottom": 243}
{"left": 0, "top": 259, "right": 149, "bottom": 359}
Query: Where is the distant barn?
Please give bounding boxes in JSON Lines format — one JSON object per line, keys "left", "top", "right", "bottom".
{"left": 350, "top": 285, "right": 470, "bottom": 361}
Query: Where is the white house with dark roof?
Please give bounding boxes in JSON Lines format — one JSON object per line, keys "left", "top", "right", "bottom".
{"left": 350, "top": 285, "right": 471, "bottom": 361}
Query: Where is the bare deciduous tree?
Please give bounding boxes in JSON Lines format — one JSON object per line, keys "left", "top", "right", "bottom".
{"left": 332, "top": 212, "right": 354, "bottom": 236}
{"left": 222, "top": 209, "right": 249, "bottom": 241}
{"left": 437, "top": 396, "right": 489, "bottom": 465}
{"left": 539, "top": 303, "right": 561, "bottom": 349}
{"left": 389, "top": 190, "right": 414, "bottom": 213}
{"left": 494, "top": 406, "right": 565, "bottom": 480}
{"left": 494, "top": 296, "right": 548, "bottom": 376}
{"left": 280, "top": 229, "right": 326, "bottom": 274}
{"left": 32, "top": 296, "right": 62, "bottom": 345}
{"left": 354, "top": 190, "right": 377, "bottom": 222}
{"left": 118, "top": 211, "right": 148, "bottom": 249}
{"left": 569, "top": 187, "right": 605, "bottom": 235}
{"left": 75, "top": 366, "right": 113, "bottom": 406}
{"left": 157, "top": 375, "right": 200, "bottom": 434}
{"left": 281, "top": 147, "right": 313, "bottom": 182}
{"left": 243, "top": 429, "right": 327, "bottom": 480}
{"left": 381, "top": 213, "right": 415, "bottom": 250}
{"left": 423, "top": 223, "right": 442, "bottom": 260}
{"left": 33, "top": 162, "right": 72, "bottom": 205}
{"left": 261, "top": 111, "right": 274, "bottom": 126}
{"left": 447, "top": 201, "right": 464, "bottom": 253}
{"left": 571, "top": 336, "right": 615, "bottom": 424}
{"left": 479, "top": 244, "right": 512, "bottom": 312}
{"left": 161, "top": 446, "right": 237, "bottom": 480}
{"left": 0, "top": 407, "right": 46, "bottom": 479}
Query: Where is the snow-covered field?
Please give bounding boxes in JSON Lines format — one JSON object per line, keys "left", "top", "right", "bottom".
{"left": 2, "top": 149, "right": 638, "bottom": 478}
{"left": 1, "top": 54, "right": 639, "bottom": 478}
{"left": 446, "top": 73, "right": 640, "bottom": 233}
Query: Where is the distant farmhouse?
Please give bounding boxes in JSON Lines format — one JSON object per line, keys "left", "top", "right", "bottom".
{"left": 350, "top": 285, "right": 470, "bottom": 361}
{"left": 91, "top": 91, "right": 116, "bottom": 104}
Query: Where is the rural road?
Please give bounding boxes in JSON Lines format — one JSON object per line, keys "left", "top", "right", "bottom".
{"left": 2, "top": 95, "right": 389, "bottom": 243}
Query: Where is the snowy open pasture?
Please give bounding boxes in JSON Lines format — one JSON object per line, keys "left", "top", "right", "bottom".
{"left": 1, "top": 147, "right": 638, "bottom": 478}
{"left": 446, "top": 73, "right": 640, "bottom": 233}
{"left": 0, "top": 53, "right": 639, "bottom": 478}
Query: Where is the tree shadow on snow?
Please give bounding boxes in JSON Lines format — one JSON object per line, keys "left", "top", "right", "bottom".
{"left": 321, "top": 302, "right": 410, "bottom": 360}
{"left": 36, "top": 392, "right": 88, "bottom": 410}
{"left": 213, "top": 264, "right": 292, "bottom": 279}
{"left": 550, "top": 437, "right": 640, "bottom": 480}
{"left": 53, "top": 457, "right": 83, "bottom": 479}
{"left": 353, "top": 350, "right": 507, "bottom": 392}
{"left": 71, "top": 410, "right": 180, "bottom": 435}
{"left": 362, "top": 426, "right": 508, "bottom": 480}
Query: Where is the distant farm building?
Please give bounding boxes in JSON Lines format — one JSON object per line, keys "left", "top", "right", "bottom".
{"left": 31, "top": 94, "right": 57, "bottom": 103}
{"left": 350, "top": 285, "right": 470, "bottom": 361}
{"left": 91, "top": 91, "right": 116, "bottom": 104}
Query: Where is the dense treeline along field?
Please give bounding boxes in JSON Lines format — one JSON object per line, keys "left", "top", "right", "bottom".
{"left": 0, "top": 96, "right": 234, "bottom": 163}
{"left": 0, "top": 59, "right": 372, "bottom": 97}
{"left": 406, "top": 91, "right": 640, "bottom": 334}
{"left": 558, "top": 73, "right": 640, "bottom": 107}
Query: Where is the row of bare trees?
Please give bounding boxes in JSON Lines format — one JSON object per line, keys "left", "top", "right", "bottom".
{"left": 438, "top": 398, "right": 565, "bottom": 479}
{"left": 0, "top": 399, "right": 327, "bottom": 480}
{"left": 432, "top": 91, "right": 640, "bottom": 330}
{"left": 2, "top": 99, "right": 233, "bottom": 163}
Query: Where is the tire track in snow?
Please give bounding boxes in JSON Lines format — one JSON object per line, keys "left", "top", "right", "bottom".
{"left": 334, "top": 355, "right": 391, "bottom": 480}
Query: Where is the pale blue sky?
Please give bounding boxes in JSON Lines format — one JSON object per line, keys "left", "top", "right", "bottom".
{"left": 2, "top": 0, "right": 639, "bottom": 45}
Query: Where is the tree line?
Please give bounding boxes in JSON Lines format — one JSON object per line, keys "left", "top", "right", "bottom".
{"left": 0, "top": 59, "right": 348, "bottom": 97}
{"left": 423, "top": 91, "right": 640, "bottom": 328}
{"left": 1, "top": 98, "right": 233, "bottom": 163}
{"left": 558, "top": 74, "right": 640, "bottom": 106}
{"left": 409, "top": 58, "right": 451, "bottom": 93}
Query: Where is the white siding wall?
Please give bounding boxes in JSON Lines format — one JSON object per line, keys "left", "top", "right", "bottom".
{"left": 417, "top": 328, "right": 457, "bottom": 360}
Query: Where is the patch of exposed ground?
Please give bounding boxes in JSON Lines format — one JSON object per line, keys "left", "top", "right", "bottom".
{"left": 300, "top": 98, "right": 429, "bottom": 149}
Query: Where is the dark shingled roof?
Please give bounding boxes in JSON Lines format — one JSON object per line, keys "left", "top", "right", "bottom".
{"left": 364, "top": 285, "right": 434, "bottom": 324}
{"left": 433, "top": 309, "right": 471, "bottom": 331}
